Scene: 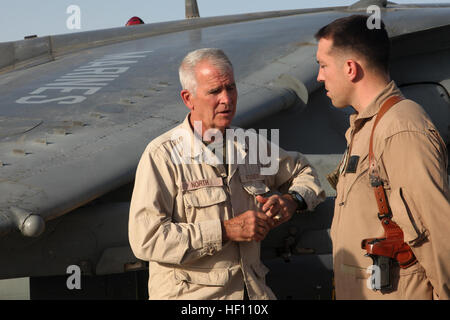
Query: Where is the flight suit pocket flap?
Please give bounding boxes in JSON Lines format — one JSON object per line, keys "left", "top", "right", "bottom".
{"left": 183, "top": 187, "right": 227, "bottom": 208}
{"left": 242, "top": 181, "right": 270, "bottom": 195}
{"left": 239, "top": 166, "right": 269, "bottom": 195}
{"left": 174, "top": 268, "right": 229, "bottom": 286}
{"left": 251, "top": 262, "right": 270, "bottom": 278}
{"left": 239, "top": 164, "right": 263, "bottom": 182}
{"left": 390, "top": 187, "right": 428, "bottom": 246}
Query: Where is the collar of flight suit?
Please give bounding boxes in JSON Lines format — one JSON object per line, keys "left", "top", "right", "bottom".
{"left": 349, "top": 81, "right": 404, "bottom": 133}
{"left": 180, "top": 114, "right": 248, "bottom": 165}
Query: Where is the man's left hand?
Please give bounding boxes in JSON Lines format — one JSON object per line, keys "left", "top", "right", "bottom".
{"left": 255, "top": 194, "right": 297, "bottom": 227}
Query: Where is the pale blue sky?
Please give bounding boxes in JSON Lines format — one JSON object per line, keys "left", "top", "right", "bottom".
{"left": 0, "top": 0, "right": 448, "bottom": 43}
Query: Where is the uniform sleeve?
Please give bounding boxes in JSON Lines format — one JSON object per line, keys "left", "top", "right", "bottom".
{"left": 268, "top": 143, "right": 326, "bottom": 211}
{"left": 382, "top": 130, "right": 450, "bottom": 299}
{"left": 128, "top": 146, "right": 222, "bottom": 265}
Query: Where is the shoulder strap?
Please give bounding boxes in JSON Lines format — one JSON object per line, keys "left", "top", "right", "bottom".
{"left": 366, "top": 95, "right": 417, "bottom": 269}
{"left": 368, "top": 95, "right": 404, "bottom": 217}
{"left": 368, "top": 95, "right": 404, "bottom": 170}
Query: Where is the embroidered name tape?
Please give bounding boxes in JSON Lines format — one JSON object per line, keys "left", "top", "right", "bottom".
{"left": 182, "top": 177, "right": 224, "bottom": 191}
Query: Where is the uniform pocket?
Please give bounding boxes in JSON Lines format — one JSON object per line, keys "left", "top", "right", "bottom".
{"left": 238, "top": 164, "right": 270, "bottom": 196}
{"left": 182, "top": 186, "right": 228, "bottom": 222}
{"left": 173, "top": 267, "right": 229, "bottom": 286}
{"left": 242, "top": 180, "right": 270, "bottom": 196}
{"left": 183, "top": 186, "right": 227, "bottom": 208}
{"left": 390, "top": 187, "right": 428, "bottom": 246}
{"left": 341, "top": 154, "right": 370, "bottom": 203}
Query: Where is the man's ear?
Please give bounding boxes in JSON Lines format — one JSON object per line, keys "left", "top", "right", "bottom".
{"left": 181, "top": 89, "right": 194, "bottom": 110}
{"left": 345, "top": 59, "right": 361, "bottom": 82}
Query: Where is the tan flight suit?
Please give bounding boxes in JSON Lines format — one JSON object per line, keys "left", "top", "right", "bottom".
{"left": 332, "top": 81, "right": 450, "bottom": 299}
{"left": 129, "top": 115, "right": 325, "bottom": 300}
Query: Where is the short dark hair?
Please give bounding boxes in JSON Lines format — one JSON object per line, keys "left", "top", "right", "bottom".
{"left": 315, "top": 15, "right": 390, "bottom": 74}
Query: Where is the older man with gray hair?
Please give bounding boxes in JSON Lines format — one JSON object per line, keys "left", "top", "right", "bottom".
{"left": 129, "top": 48, "right": 325, "bottom": 300}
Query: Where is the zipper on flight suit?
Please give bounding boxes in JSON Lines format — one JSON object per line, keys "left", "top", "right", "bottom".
{"left": 336, "top": 128, "right": 355, "bottom": 208}
{"left": 334, "top": 128, "right": 355, "bottom": 257}
{"left": 220, "top": 162, "right": 250, "bottom": 299}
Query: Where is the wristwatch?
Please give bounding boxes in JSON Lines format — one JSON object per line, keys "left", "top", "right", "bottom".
{"left": 288, "top": 191, "right": 307, "bottom": 213}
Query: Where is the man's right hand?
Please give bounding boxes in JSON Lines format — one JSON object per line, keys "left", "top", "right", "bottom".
{"left": 222, "top": 210, "right": 274, "bottom": 242}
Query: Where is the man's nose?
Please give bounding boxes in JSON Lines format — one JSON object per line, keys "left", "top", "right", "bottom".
{"left": 219, "top": 90, "right": 233, "bottom": 105}
{"left": 317, "top": 69, "right": 324, "bottom": 83}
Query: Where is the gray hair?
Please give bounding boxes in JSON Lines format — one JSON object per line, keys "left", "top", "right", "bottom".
{"left": 179, "top": 48, "right": 233, "bottom": 94}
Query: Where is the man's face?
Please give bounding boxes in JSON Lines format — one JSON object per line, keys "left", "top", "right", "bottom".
{"left": 182, "top": 60, "right": 237, "bottom": 134}
{"left": 316, "top": 38, "right": 351, "bottom": 108}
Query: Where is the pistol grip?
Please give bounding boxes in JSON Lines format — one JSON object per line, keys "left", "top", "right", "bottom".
{"left": 366, "top": 254, "right": 393, "bottom": 291}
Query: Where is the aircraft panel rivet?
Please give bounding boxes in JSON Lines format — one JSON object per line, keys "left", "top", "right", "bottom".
{"left": 13, "top": 149, "right": 26, "bottom": 156}
{"left": 34, "top": 138, "right": 48, "bottom": 145}
{"left": 90, "top": 112, "right": 104, "bottom": 119}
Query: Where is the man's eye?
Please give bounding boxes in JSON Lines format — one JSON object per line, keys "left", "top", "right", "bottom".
{"left": 209, "top": 89, "right": 221, "bottom": 94}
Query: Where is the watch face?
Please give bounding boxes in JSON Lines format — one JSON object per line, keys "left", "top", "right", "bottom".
{"left": 290, "top": 191, "right": 306, "bottom": 210}
{"left": 290, "top": 191, "right": 300, "bottom": 201}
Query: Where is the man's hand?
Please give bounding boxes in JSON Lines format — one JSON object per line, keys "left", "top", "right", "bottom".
{"left": 222, "top": 210, "right": 274, "bottom": 242}
{"left": 255, "top": 194, "right": 298, "bottom": 227}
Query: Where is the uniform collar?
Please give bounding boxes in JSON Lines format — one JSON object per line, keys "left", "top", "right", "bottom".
{"left": 179, "top": 114, "right": 203, "bottom": 159}
{"left": 349, "top": 81, "right": 404, "bottom": 131}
